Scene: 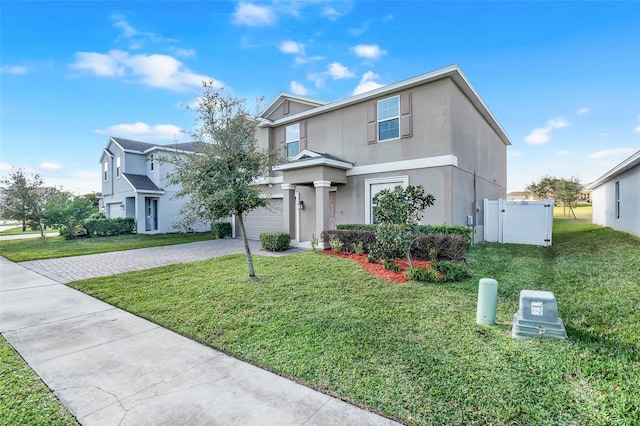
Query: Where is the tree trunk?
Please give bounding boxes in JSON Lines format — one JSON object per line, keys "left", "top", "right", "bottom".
{"left": 22, "top": 219, "right": 26, "bottom": 232}
{"left": 39, "top": 221, "right": 45, "bottom": 237}
{"left": 236, "top": 213, "right": 256, "bottom": 277}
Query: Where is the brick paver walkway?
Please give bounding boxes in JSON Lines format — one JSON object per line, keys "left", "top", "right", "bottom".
{"left": 19, "top": 239, "right": 298, "bottom": 283}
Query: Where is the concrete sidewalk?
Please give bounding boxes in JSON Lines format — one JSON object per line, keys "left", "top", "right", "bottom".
{"left": 0, "top": 257, "right": 400, "bottom": 425}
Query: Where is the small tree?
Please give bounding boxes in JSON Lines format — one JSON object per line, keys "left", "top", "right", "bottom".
{"left": 556, "top": 177, "right": 582, "bottom": 219}
{"left": 525, "top": 175, "right": 559, "bottom": 201}
{"left": 371, "top": 185, "right": 435, "bottom": 266}
{"left": 168, "top": 83, "right": 279, "bottom": 277}
{"left": 0, "top": 168, "right": 46, "bottom": 235}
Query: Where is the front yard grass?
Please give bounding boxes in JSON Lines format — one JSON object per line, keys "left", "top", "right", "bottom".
{"left": 0, "top": 335, "right": 77, "bottom": 425}
{"left": 0, "top": 232, "right": 216, "bottom": 262}
{"left": 69, "top": 218, "right": 639, "bottom": 425}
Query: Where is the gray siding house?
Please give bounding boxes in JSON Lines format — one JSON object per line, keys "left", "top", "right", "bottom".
{"left": 241, "top": 65, "right": 511, "bottom": 246}
{"left": 588, "top": 149, "right": 640, "bottom": 237}
{"left": 99, "top": 137, "right": 211, "bottom": 234}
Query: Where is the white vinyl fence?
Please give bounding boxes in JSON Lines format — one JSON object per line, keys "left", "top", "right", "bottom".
{"left": 483, "top": 198, "right": 553, "bottom": 246}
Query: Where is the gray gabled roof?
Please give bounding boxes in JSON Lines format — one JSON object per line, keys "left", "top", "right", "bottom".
{"left": 259, "top": 64, "right": 512, "bottom": 146}
{"left": 122, "top": 173, "right": 163, "bottom": 193}
{"left": 111, "top": 137, "right": 157, "bottom": 152}
{"left": 110, "top": 137, "right": 204, "bottom": 154}
{"left": 587, "top": 149, "right": 640, "bottom": 190}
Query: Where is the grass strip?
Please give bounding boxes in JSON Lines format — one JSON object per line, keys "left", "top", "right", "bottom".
{"left": 0, "top": 336, "right": 77, "bottom": 425}
{"left": 0, "top": 232, "right": 216, "bottom": 262}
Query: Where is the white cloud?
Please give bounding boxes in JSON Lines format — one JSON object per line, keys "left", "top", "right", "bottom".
{"left": 172, "top": 48, "right": 197, "bottom": 58}
{"left": 70, "top": 50, "right": 220, "bottom": 91}
{"left": 112, "top": 15, "right": 137, "bottom": 38}
{"left": 576, "top": 107, "right": 590, "bottom": 115}
{"left": 0, "top": 163, "right": 12, "bottom": 171}
{"left": 507, "top": 150, "right": 523, "bottom": 160}
{"left": 322, "top": 7, "right": 342, "bottom": 20}
{"left": 352, "top": 71, "right": 384, "bottom": 95}
{"left": 524, "top": 117, "right": 569, "bottom": 144}
{"left": 295, "top": 55, "right": 323, "bottom": 66}
{"left": 1, "top": 65, "right": 28, "bottom": 75}
{"left": 352, "top": 44, "right": 387, "bottom": 60}
{"left": 46, "top": 171, "right": 102, "bottom": 196}
{"left": 279, "top": 40, "right": 305, "bottom": 55}
{"left": 111, "top": 15, "right": 175, "bottom": 49}
{"left": 327, "top": 62, "right": 354, "bottom": 80}
{"left": 586, "top": 147, "right": 637, "bottom": 160}
{"left": 233, "top": 3, "right": 276, "bottom": 26}
{"left": 95, "top": 122, "right": 182, "bottom": 140}
{"left": 290, "top": 81, "right": 308, "bottom": 96}
{"left": 555, "top": 150, "right": 569, "bottom": 156}
{"left": 40, "top": 162, "right": 63, "bottom": 171}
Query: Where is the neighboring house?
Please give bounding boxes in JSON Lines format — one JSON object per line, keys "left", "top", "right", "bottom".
{"left": 244, "top": 65, "right": 511, "bottom": 246}
{"left": 507, "top": 191, "right": 532, "bottom": 201}
{"left": 587, "top": 149, "right": 640, "bottom": 237}
{"left": 99, "top": 137, "right": 211, "bottom": 234}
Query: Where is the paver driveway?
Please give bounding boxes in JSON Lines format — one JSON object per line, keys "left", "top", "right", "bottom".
{"left": 19, "top": 238, "right": 298, "bottom": 283}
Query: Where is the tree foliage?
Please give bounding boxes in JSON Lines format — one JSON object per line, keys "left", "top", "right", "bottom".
{"left": 43, "top": 193, "right": 98, "bottom": 239}
{"left": 0, "top": 168, "right": 47, "bottom": 235}
{"left": 371, "top": 185, "right": 436, "bottom": 266}
{"left": 373, "top": 184, "right": 435, "bottom": 225}
{"left": 168, "top": 82, "right": 279, "bottom": 277}
{"left": 526, "top": 175, "right": 582, "bottom": 218}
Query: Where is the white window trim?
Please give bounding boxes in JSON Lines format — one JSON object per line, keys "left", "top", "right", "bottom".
{"left": 364, "top": 175, "right": 409, "bottom": 224}
{"left": 103, "top": 161, "right": 108, "bottom": 181}
{"left": 286, "top": 123, "right": 300, "bottom": 158}
{"left": 116, "top": 156, "right": 121, "bottom": 179}
{"left": 377, "top": 95, "right": 400, "bottom": 142}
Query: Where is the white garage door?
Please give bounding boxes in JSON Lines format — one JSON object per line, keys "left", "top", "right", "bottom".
{"left": 240, "top": 199, "right": 283, "bottom": 240}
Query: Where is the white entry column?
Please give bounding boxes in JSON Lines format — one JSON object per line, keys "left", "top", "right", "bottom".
{"left": 314, "top": 180, "right": 331, "bottom": 249}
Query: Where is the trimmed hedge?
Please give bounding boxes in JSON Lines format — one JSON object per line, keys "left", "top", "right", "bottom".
{"left": 260, "top": 232, "right": 291, "bottom": 251}
{"left": 322, "top": 230, "right": 377, "bottom": 253}
{"left": 83, "top": 217, "right": 135, "bottom": 237}
{"left": 211, "top": 222, "right": 232, "bottom": 238}
{"left": 411, "top": 234, "right": 468, "bottom": 262}
{"left": 337, "top": 223, "right": 472, "bottom": 245}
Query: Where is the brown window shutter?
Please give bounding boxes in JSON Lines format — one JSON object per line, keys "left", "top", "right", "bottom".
{"left": 283, "top": 100, "right": 290, "bottom": 115}
{"left": 299, "top": 120, "right": 307, "bottom": 151}
{"left": 400, "top": 92, "right": 412, "bottom": 138}
{"left": 367, "top": 102, "right": 377, "bottom": 144}
{"left": 277, "top": 127, "right": 286, "bottom": 156}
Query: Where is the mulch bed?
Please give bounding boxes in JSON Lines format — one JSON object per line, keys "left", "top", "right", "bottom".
{"left": 323, "top": 249, "right": 431, "bottom": 283}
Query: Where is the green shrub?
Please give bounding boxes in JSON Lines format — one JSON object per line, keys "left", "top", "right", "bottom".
{"left": 405, "top": 266, "right": 439, "bottom": 282}
{"left": 434, "top": 261, "right": 473, "bottom": 282}
{"left": 211, "top": 221, "right": 232, "bottom": 238}
{"left": 329, "top": 237, "right": 343, "bottom": 254}
{"left": 259, "top": 232, "right": 291, "bottom": 251}
{"left": 411, "top": 233, "right": 468, "bottom": 262}
{"left": 83, "top": 217, "right": 135, "bottom": 237}
{"left": 311, "top": 234, "right": 318, "bottom": 251}
{"left": 337, "top": 224, "right": 378, "bottom": 231}
{"left": 353, "top": 241, "right": 365, "bottom": 256}
{"left": 322, "top": 230, "right": 376, "bottom": 253}
{"left": 416, "top": 225, "right": 472, "bottom": 246}
{"left": 383, "top": 258, "right": 401, "bottom": 272}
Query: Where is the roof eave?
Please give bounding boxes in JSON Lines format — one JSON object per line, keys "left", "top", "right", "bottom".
{"left": 587, "top": 150, "right": 640, "bottom": 189}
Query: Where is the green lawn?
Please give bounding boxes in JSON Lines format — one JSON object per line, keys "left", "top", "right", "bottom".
{"left": 0, "top": 232, "right": 216, "bottom": 262}
{"left": 0, "top": 226, "right": 56, "bottom": 236}
{"left": 68, "top": 218, "right": 639, "bottom": 425}
{"left": 0, "top": 336, "right": 77, "bottom": 425}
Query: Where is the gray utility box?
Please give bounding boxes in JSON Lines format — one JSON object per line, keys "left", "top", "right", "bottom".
{"left": 512, "top": 290, "right": 567, "bottom": 340}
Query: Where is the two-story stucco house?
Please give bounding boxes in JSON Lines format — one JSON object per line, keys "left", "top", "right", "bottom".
{"left": 239, "top": 65, "right": 511, "bottom": 246}
{"left": 99, "top": 137, "right": 211, "bottom": 234}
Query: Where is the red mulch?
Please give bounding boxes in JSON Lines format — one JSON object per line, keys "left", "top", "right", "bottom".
{"left": 323, "top": 249, "right": 431, "bottom": 283}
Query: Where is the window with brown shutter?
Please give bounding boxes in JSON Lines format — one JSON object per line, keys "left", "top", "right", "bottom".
{"left": 367, "top": 102, "right": 376, "bottom": 144}
{"left": 299, "top": 120, "right": 307, "bottom": 151}
{"left": 400, "top": 92, "right": 412, "bottom": 138}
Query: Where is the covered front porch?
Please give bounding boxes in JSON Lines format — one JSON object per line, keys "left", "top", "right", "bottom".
{"left": 273, "top": 151, "right": 353, "bottom": 249}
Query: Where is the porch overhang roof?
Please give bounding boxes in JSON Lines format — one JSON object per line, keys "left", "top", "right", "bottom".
{"left": 273, "top": 150, "right": 353, "bottom": 172}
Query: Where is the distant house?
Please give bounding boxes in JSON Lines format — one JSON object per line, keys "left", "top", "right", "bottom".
{"left": 587, "top": 149, "right": 640, "bottom": 237}
{"left": 244, "top": 65, "right": 511, "bottom": 246}
{"left": 507, "top": 191, "right": 531, "bottom": 201}
{"left": 99, "top": 137, "right": 211, "bottom": 234}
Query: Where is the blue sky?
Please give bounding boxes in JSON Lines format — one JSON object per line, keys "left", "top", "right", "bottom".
{"left": 1, "top": 1, "right": 639, "bottom": 195}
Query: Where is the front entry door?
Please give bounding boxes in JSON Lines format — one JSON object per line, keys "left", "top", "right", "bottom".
{"left": 329, "top": 192, "right": 336, "bottom": 230}
{"left": 145, "top": 198, "right": 158, "bottom": 231}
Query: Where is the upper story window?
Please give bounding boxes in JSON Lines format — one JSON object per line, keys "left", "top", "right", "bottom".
{"left": 377, "top": 96, "right": 400, "bottom": 141}
{"left": 286, "top": 123, "right": 300, "bottom": 158}
{"left": 150, "top": 154, "right": 154, "bottom": 172}
{"left": 116, "top": 156, "right": 121, "bottom": 178}
{"left": 103, "top": 161, "right": 108, "bottom": 181}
